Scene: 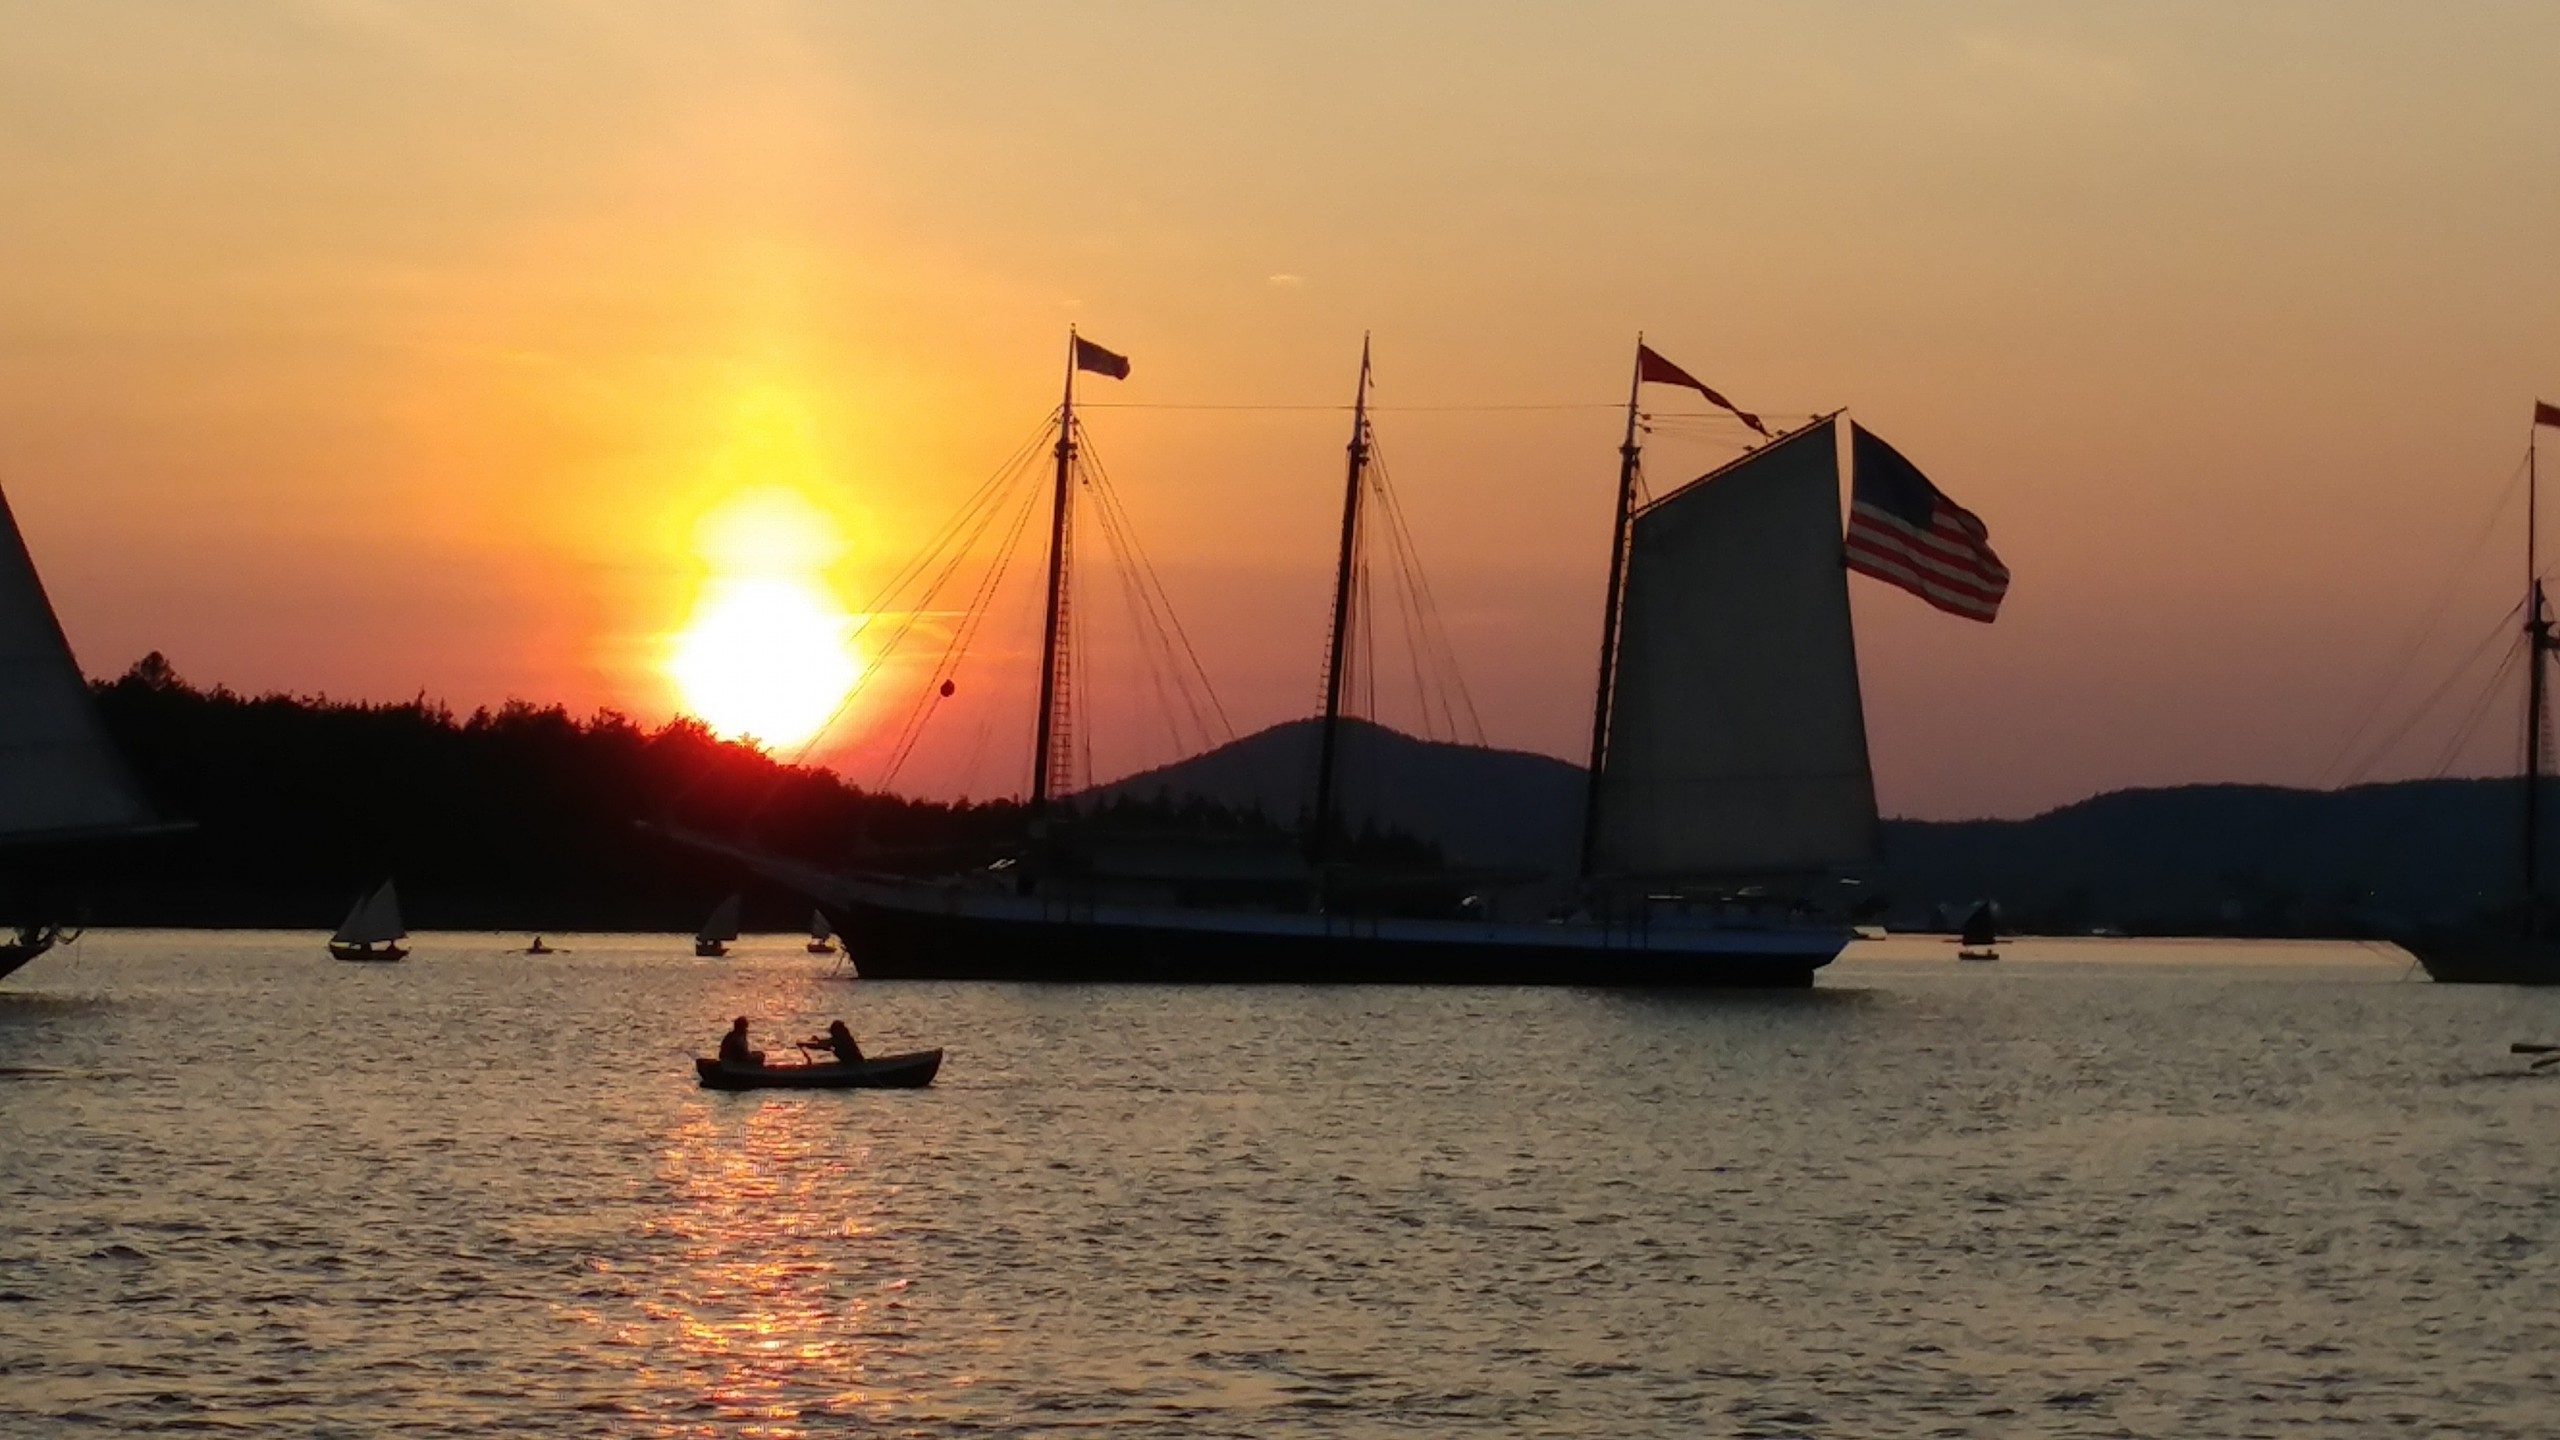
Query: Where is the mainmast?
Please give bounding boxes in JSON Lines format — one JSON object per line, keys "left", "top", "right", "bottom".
{"left": 1030, "top": 329, "right": 1079, "bottom": 814}
{"left": 1310, "top": 337, "right": 1373, "bottom": 863}
{"left": 1576, "top": 339, "right": 1647, "bottom": 880}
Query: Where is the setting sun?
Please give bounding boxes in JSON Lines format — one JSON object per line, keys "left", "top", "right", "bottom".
{"left": 667, "top": 489, "right": 864, "bottom": 748}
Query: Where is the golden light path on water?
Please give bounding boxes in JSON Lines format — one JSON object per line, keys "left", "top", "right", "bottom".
{"left": 573, "top": 1105, "right": 913, "bottom": 1436}
{"left": 665, "top": 488, "right": 864, "bottom": 750}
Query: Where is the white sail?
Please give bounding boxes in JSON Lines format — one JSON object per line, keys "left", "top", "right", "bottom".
{"left": 0, "top": 483, "right": 159, "bottom": 842}
{"left": 1590, "top": 418, "right": 1880, "bottom": 876}
{"left": 809, "top": 908, "right": 831, "bottom": 941}
{"left": 333, "top": 881, "right": 406, "bottom": 945}
{"left": 699, "top": 893, "right": 743, "bottom": 944}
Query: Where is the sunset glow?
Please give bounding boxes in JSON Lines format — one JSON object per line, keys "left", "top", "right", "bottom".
{"left": 667, "top": 489, "right": 863, "bottom": 748}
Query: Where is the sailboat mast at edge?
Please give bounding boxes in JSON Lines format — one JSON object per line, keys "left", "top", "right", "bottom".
{"left": 2528, "top": 420, "right": 2546, "bottom": 939}
{"left": 1577, "top": 339, "right": 1648, "bottom": 881}
{"left": 1310, "top": 337, "right": 1373, "bottom": 864}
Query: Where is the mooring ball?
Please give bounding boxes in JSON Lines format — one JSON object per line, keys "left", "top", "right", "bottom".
{"left": 939, "top": 679, "right": 956, "bottom": 697}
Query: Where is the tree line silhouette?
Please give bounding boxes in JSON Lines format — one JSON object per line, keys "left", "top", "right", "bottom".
{"left": 78, "top": 653, "right": 1389, "bottom": 931}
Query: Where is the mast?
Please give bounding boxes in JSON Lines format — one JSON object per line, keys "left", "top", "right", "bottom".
{"left": 1310, "top": 336, "right": 1373, "bottom": 863}
{"left": 1030, "top": 329, "right": 1078, "bottom": 814}
{"left": 2530, "top": 422, "right": 2547, "bottom": 937}
{"left": 1577, "top": 338, "right": 1647, "bottom": 880}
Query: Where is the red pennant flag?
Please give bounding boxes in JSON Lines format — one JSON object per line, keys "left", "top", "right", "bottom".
{"left": 1073, "top": 336, "right": 1130, "bottom": 380}
{"left": 1635, "top": 344, "right": 1770, "bottom": 438}
{"left": 2537, "top": 399, "right": 2560, "bottom": 429}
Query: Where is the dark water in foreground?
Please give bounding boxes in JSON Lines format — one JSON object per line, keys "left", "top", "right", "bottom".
{"left": 2, "top": 933, "right": 2557, "bottom": 1436}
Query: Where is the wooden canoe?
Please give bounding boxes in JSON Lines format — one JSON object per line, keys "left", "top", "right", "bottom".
{"left": 693, "top": 1049, "right": 942, "bottom": 1091}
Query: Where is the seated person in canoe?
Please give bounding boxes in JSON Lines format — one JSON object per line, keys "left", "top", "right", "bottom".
{"left": 802, "top": 1019, "right": 864, "bottom": 1067}
{"left": 717, "top": 1017, "right": 765, "bottom": 1068}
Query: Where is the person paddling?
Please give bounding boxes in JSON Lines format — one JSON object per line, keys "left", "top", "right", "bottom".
{"left": 717, "top": 1016, "right": 765, "bottom": 1068}
{"left": 801, "top": 1019, "right": 863, "bottom": 1067}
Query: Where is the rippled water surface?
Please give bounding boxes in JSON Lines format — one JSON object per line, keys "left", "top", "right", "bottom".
{"left": 4, "top": 933, "right": 2558, "bottom": 1436}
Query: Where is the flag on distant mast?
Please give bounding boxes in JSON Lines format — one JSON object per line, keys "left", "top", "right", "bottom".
{"left": 1843, "top": 424, "right": 2009, "bottom": 623}
{"left": 2536, "top": 399, "right": 2560, "bottom": 428}
{"left": 1635, "top": 344, "right": 1771, "bottom": 438}
{"left": 1073, "top": 335, "right": 1131, "bottom": 380}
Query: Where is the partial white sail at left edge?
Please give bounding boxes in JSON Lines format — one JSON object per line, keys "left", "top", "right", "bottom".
{"left": 0, "top": 482, "right": 159, "bottom": 842}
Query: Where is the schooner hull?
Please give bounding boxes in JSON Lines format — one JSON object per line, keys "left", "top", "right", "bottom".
{"left": 823, "top": 878, "right": 1842, "bottom": 987}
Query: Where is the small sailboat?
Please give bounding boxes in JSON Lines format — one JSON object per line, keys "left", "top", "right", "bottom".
{"left": 806, "top": 909, "right": 836, "bottom": 955}
{"left": 329, "top": 881, "right": 408, "bottom": 962}
{"left": 696, "top": 893, "right": 742, "bottom": 958}
{"left": 524, "top": 936, "right": 554, "bottom": 955}
{"left": 1956, "top": 901, "right": 2000, "bottom": 961}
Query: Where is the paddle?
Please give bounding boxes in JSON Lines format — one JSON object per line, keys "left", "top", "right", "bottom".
{"left": 2512, "top": 1042, "right": 2560, "bottom": 1055}
{"left": 2538, "top": 1053, "right": 2560, "bottom": 1071}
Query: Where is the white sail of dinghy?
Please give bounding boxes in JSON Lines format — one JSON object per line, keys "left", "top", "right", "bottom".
{"left": 1589, "top": 417, "right": 1880, "bottom": 878}
{"left": 332, "top": 881, "right": 406, "bottom": 946}
{"left": 698, "top": 894, "right": 743, "bottom": 945}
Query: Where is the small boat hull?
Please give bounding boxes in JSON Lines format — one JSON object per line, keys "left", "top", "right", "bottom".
{"left": 695, "top": 939, "right": 727, "bottom": 958}
{"left": 330, "top": 941, "right": 406, "bottom": 963}
{"left": 694, "top": 1049, "right": 943, "bottom": 1091}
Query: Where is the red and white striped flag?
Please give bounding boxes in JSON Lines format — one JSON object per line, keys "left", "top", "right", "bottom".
{"left": 1845, "top": 424, "right": 2008, "bottom": 622}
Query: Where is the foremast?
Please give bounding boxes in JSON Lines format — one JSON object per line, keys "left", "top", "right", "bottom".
{"left": 1577, "top": 340, "right": 1647, "bottom": 881}
{"left": 1030, "top": 330, "right": 1082, "bottom": 816}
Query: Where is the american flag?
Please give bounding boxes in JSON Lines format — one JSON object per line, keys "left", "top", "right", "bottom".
{"left": 1845, "top": 424, "right": 2008, "bottom": 623}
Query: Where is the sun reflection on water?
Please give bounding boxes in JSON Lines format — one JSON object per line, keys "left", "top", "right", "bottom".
{"left": 606, "top": 1104, "right": 911, "bottom": 1434}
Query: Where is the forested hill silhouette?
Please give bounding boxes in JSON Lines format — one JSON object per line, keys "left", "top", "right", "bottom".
{"left": 1086, "top": 720, "right": 2533, "bottom": 936}
{"left": 73, "top": 654, "right": 2526, "bottom": 936}
{"left": 81, "top": 653, "right": 1028, "bottom": 930}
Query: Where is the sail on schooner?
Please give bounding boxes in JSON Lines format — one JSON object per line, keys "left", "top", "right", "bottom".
{"left": 0, "top": 481, "right": 171, "bottom": 983}
{"left": 2403, "top": 402, "right": 2560, "bottom": 984}
{"left": 693, "top": 333, "right": 2007, "bottom": 986}
{"left": 328, "top": 880, "right": 407, "bottom": 962}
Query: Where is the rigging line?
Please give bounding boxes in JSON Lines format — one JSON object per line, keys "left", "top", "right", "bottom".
{"left": 1367, "top": 445, "right": 1485, "bottom": 744}
{"left": 1081, "top": 455, "right": 1197, "bottom": 758}
{"left": 1374, "top": 470, "right": 1441, "bottom": 740}
{"left": 850, "top": 414, "right": 1055, "bottom": 623}
{"left": 2310, "top": 451, "right": 2532, "bottom": 789}
{"left": 802, "top": 440, "right": 1050, "bottom": 768}
{"left": 1362, "top": 445, "right": 1449, "bottom": 741}
{"left": 1076, "top": 402, "right": 1624, "bottom": 413}
{"left": 1079, "top": 444, "right": 1206, "bottom": 750}
{"left": 1070, "top": 416, "right": 1237, "bottom": 743}
{"left": 2337, "top": 598, "right": 2527, "bottom": 786}
{"left": 878, "top": 477, "right": 1046, "bottom": 790}
{"left": 2426, "top": 634, "right": 2527, "bottom": 780}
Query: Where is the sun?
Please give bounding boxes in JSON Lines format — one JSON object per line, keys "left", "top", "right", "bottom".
{"left": 667, "top": 489, "right": 863, "bottom": 749}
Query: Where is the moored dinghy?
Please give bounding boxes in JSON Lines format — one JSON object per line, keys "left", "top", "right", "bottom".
{"left": 694, "top": 1048, "right": 943, "bottom": 1090}
{"left": 806, "top": 908, "right": 836, "bottom": 955}
{"left": 329, "top": 880, "right": 407, "bottom": 962}
{"left": 695, "top": 893, "right": 741, "bottom": 958}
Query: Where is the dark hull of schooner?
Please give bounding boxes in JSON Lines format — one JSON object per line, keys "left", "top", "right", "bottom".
{"left": 822, "top": 877, "right": 1842, "bottom": 988}
{"left": 2401, "top": 935, "right": 2560, "bottom": 985}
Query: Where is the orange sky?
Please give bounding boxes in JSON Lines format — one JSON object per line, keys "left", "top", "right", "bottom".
{"left": 5, "top": 2, "right": 2558, "bottom": 818}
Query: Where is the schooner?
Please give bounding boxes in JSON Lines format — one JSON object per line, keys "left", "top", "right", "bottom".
{"left": 713, "top": 333, "right": 2008, "bottom": 986}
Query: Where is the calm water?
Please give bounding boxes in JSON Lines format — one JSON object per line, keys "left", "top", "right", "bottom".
{"left": 3, "top": 933, "right": 2557, "bottom": 1436}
